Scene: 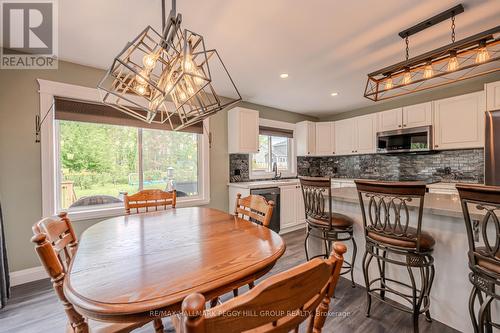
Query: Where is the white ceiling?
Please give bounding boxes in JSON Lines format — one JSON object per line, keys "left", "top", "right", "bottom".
{"left": 58, "top": 0, "right": 500, "bottom": 116}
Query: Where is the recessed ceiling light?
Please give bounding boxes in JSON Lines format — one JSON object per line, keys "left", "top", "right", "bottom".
{"left": 280, "top": 73, "right": 289, "bottom": 79}
{"left": 331, "top": 92, "right": 339, "bottom": 96}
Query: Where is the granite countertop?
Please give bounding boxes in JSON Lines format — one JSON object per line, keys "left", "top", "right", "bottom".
{"left": 330, "top": 187, "right": 483, "bottom": 219}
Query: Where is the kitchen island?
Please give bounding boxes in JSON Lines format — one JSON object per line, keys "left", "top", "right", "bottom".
{"left": 307, "top": 187, "right": 491, "bottom": 333}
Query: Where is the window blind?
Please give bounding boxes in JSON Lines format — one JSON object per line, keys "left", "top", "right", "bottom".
{"left": 259, "top": 126, "right": 293, "bottom": 138}
{"left": 54, "top": 97, "right": 203, "bottom": 134}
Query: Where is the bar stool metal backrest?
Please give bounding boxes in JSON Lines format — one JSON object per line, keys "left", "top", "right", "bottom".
{"left": 457, "top": 184, "right": 500, "bottom": 276}
{"left": 355, "top": 180, "right": 427, "bottom": 252}
{"left": 456, "top": 184, "right": 499, "bottom": 333}
{"left": 300, "top": 176, "right": 333, "bottom": 228}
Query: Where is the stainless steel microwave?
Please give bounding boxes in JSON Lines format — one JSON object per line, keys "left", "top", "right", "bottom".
{"left": 376, "top": 126, "right": 432, "bottom": 154}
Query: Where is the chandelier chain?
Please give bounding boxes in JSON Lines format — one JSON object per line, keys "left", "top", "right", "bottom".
{"left": 405, "top": 34, "right": 409, "bottom": 61}
{"left": 451, "top": 13, "right": 456, "bottom": 43}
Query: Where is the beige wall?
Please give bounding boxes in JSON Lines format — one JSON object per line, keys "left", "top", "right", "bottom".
{"left": 319, "top": 71, "right": 500, "bottom": 121}
{"left": 0, "top": 61, "right": 315, "bottom": 272}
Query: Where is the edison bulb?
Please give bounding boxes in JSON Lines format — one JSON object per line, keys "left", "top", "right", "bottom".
{"left": 193, "top": 69, "right": 205, "bottom": 85}
{"left": 423, "top": 64, "right": 433, "bottom": 79}
{"left": 384, "top": 77, "right": 393, "bottom": 90}
{"left": 403, "top": 71, "right": 412, "bottom": 85}
{"left": 134, "top": 84, "right": 147, "bottom": 95}
{"left": 186, "top": 84, "right": 195, "bottom": 95}
{"left": 143, "top": 53, "right": 157, "bottom": 69}
{"left": 447, "top": 54, "right": 459, "bottom": 71}
{"left": 177, "top": 89, "right": 187, "bottom": 102}
{"left": 475, "top": 47, "right": 490, "bottom": 64}
{"left": 183, "top": 54, "right": 195, "bottom": 72}
{"left": 136, "top": 71, "right": 148, "bottom": 85}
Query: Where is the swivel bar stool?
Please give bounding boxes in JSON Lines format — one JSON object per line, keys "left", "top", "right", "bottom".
{"left": 299, "top": 176, "right": 357, "bottom": 287}
{"left": 355, "top": 180, "right": 435, "bottom": 333}
{"left": 457, "top": 184, "right": 499, "bottom": 333}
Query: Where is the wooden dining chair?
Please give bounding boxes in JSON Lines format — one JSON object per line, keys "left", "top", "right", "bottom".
{"left": 181, "top": 242, "right": 347, "bottom": 333}
{"left": 231, "top": 193, "right": 275, "bottom": 298}
{"left": 32, "top": 212, "right": 164, "bottom": 333}
{"left": 234, "top": 193, "right": 274, "bottom": 227}
{"left": 124, "top": 189, "right": 177, "bottom": 214}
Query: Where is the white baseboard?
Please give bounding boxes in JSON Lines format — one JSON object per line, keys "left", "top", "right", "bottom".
{"left": 280, "top": 224, "right": 306, "bottom": 235}
{"left": 10, "top": 266, "right": 46, "bottom": 286}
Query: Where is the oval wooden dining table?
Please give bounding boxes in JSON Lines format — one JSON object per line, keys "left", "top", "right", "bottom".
{"left": 63, "top": 207, "right": 286, "bottom": 326}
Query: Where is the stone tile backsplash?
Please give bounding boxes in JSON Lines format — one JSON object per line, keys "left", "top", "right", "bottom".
{"left": 297, "top": 149, "right": 484, "bottom": 183}
{"left": 230, "top": 149, "right": 484, "bottom": 183}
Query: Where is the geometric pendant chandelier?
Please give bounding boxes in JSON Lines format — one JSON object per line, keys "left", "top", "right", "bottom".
{"left": 98, "top": 0, "right": 241, "bottom": 130}
{"left": 364, "top": 4, "right": 500, "bottom": 102}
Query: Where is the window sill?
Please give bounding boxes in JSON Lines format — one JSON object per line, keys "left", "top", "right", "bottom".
{"left": 66, "top": 197, "right": 210, "bottom": 222}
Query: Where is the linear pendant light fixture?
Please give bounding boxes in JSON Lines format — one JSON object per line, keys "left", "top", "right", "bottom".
{"left": 98, "top": 0, "right": 241, "bottom": 130}
{"left": 364, "top": 4, "right": 500, "bottom": 102}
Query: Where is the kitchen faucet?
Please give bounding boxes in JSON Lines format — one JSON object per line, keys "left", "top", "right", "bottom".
{"left": 272, "top": 162, "right": 281, "bottom": 180}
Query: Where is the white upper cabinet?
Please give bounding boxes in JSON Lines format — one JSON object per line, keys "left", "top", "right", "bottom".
{"left": 228, "top": 107, "right": 259, "bottom": 153}
{"left": 403, "top": 102, "right": 432, "bottom": 128}
{"left": 378, "top": 103, "right": 432, "bottom": 132}
{"left": 378, "top": 108, "right": 402, "bottom": 132}
{"left": 433, "top": 91, "right": 485, "bottom": 150}
{"left": 486, "top": 81, "right": 500, "bottom": 111}
{"left": 315, "top": 122, "right": 335, "bottom": 156}
{"left": 355, "top": 114, "right": 377, "bottom": 154}
{"left": 296, "top": 121, "right": 316, "bottom": 156}
{"left": 334, "top": 114, "right": 376, "bottom": 155}
{"left": 334, "top": 118, "right": 356, "bottom": 155}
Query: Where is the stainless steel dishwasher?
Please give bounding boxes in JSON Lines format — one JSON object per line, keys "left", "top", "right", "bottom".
{"left": 250, "top": 187, "right": 280, "bottom": 234}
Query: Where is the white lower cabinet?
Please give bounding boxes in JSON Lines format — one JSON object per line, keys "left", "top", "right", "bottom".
{"left": 280, "top": 185, "right": 306, "bottom": 231}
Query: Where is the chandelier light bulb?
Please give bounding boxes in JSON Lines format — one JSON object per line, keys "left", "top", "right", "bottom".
{"left": 475, "top": 47, "right": 490, "bottom": 64}
{"left": 403, "top": 70, "right": 412, "bottom": 85}
{"left": 136, "top": 71, "right": 149, "bottom": 85}
{"left": 183, "top": 54, "right": 196, "bottom": 73}
{"left": 142, "top": 53, "right": 157, "bottom": 69}
{"left": 186, "top": 81, "right": 195, "bottom": 95}
{"left": 134, "top": 83, "right": 147, "bottom": 96}
{"left": 384, "top": 77, "right": 393, "bottom": 90}
{"left": 177, "top": 88, "right": 187, "bottom": 102}
{"left": 423, "top": 63, "right": 433, "bottom": 79}
{"left": 447, "top": 52, "right": 459, "bottom": 71}
{"left": 193, "top": 69, "right": 205, "bottom": 85}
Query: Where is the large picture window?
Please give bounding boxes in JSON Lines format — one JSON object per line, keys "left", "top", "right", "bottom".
{"left": 57, "top": 120, "right": 201, "bottom": 211}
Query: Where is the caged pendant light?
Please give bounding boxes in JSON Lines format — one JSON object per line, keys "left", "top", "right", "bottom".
{"left": 364, "top": 4, "right": 500, "bottom": 102}
{"left": 98, "top": 0, "right": 241, "bottom": 130}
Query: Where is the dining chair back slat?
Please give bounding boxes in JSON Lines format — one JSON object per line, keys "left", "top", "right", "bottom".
{"left": 124, "top": 189, "right": 176, "bottom": 214}
{"left": 234, "top": 193, "right": 274, "bottom": 227}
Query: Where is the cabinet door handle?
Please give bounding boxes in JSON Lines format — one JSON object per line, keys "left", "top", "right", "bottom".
{"left": 403, "top": 124, "right": 407, "bottom": 127}
{"left": 435, "top": 145, "right": 439, "bottom": 148}
{"left": 398, "top": 125, "right": 402, "bottom": 127}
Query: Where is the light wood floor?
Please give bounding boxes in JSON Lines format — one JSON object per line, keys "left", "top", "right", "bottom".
{"left": 0, "top": 229, "right": 459, "bottom": 333}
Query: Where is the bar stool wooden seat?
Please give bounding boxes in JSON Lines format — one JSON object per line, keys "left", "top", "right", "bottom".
{"left": 355, "top": 180, "right": 435, "bottom": 333}
{"left": 299, "top": 176, "right": 357, "bottom": 287}
{"left": 457, "top": 184, "right": 500, "bottom": 333}
{"left": 32, "top": 212, "right": 164, "bottom": 333}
